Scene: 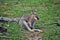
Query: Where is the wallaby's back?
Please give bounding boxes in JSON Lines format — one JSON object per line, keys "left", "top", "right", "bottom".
{"left": 20, "top": 14, "right": 31, "bottom": 22}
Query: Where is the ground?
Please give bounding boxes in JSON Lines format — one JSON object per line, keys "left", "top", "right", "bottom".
{"left": 25, "top": 32, "right": 42, "bottom": 40}
{"left": 0, "top": 0, "right": 60, "bottom": 40}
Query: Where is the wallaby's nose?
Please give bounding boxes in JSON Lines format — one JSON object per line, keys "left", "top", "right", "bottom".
{"left": 37, "top": 17, "right": 39, "bottom": 20}
{"left": 36, "top": 16, "right": 39, "bottom": 20}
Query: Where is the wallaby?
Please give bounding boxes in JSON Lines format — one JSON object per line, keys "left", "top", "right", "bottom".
{"left": 19, "top": 11, "right": 42, "bottom": 32}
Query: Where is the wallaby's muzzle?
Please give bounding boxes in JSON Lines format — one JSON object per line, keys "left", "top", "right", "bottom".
{"left": 36, "top": 16, "right": 39, "bottom": 20}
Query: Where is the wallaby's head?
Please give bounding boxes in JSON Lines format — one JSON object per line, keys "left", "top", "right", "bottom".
{"left": 31, "top": 11, "right": 39, "bottom": 20}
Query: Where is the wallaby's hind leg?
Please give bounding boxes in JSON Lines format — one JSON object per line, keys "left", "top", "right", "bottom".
{"left": 19, "top": 19, "right": 42, "bottom": 32}
{"left": 19, "top": 19, "right": 35, "bottom": 32}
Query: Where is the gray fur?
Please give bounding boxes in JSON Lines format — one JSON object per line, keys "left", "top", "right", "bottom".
{"left": 19, "top": 13, "right": 40, "bottom": 32}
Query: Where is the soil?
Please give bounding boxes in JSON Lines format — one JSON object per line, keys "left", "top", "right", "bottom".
{"left": 25, "top": 32, "right": 42, "bottom": 40}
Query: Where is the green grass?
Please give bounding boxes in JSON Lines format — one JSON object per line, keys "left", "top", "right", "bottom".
{"left": 0, "top": 0, "right": 60, "bottom": 40}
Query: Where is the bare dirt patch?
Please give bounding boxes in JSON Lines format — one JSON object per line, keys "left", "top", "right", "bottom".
{"left": 25, "top": 32, "right": 42, "bottom": 40}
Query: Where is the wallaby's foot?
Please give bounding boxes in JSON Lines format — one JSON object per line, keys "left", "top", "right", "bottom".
{"left": 29, "top": 30, "right": 35, "bottom": 32}
{"left": 32, "top": 29, "right": 43, "bottom": 32}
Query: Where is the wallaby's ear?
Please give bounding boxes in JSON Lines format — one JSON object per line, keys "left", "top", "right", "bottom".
{"left": 32, "top": 10, "right": 36, "bottom": 14}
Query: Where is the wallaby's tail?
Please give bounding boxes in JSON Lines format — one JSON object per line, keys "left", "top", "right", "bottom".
{"left": 0, "top": 17, "right": 20, "bottom": 22}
